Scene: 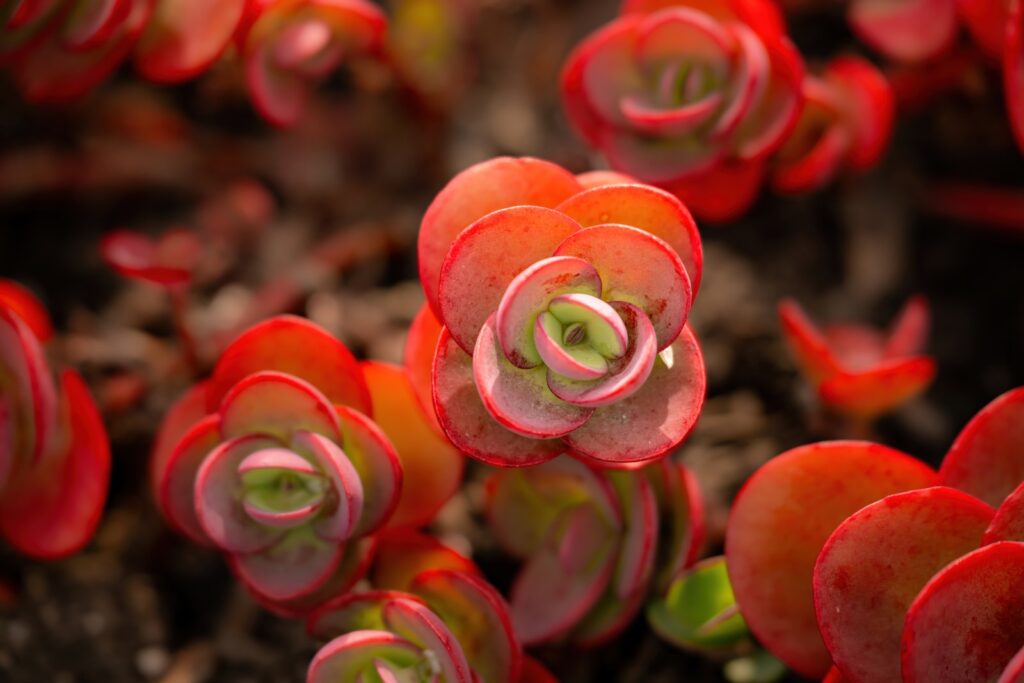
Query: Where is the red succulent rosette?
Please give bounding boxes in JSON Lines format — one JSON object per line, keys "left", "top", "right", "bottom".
{"left": 778, "top": 296, "right": 935, "bottom": 420}
{"left": 485, "top": 455, "right": 704, "bottom": 645}
{"left": 0, "top": 278, "right": 110, "bottom": 558}
{"left": 773, "top": 56, "right": 894, "bottom": 194}
{"left": 238, "top": 0, "right": 387, "bottom": 127}
{"left": 307, "top": 531, "right": 526, "bottom": 683}
{"left": 560, "top": 0, "right": 804, "bottom": 221}
{"left": 152, "top": 315, "right": 462, "bottom": 615}
{"left": 414, "top": 157, "right": 707, "bottom": 468}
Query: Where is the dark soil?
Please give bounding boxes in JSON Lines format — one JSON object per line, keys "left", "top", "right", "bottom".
{"left": 1, "top": 1, "right": 1023, "bottom": 681}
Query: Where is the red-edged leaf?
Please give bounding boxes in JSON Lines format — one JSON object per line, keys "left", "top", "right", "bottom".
{"left": 813, "top": 487, "right": 995, "bottom": 683}
{"left": 307, "top": 630, "right": 423, "bottom": 683}
{"left": 848, "top": 0, "right": 957, "bottom": 63}
{"left": 371, "top": 529, "right": 477, "bottom": 592}
{"left": 231, "top": 532, "right": 344, "bottom": 603}
{"left": 826, "top": 56, "right": 894, "bottom": 172}
{"left": 219, "top": 371, "right": 342, "bottom": 443}
{"left": 158, "top": 413, "right": 219, "bottom": 545}
{"left": 777, "top": 298, "right": 841, "bottom": 384}
{"left": 0, "top": 279, "right": 53, "bottom": 342}
{"left": 575, "top": 170, "right": 637, "bottom": 189}
{"left": 382, "top": 597, "right": 473, "bottom": 683}
{"left": 307, "top": 590, "right": 427, "bottom": 640}
{"left": 902, "top": 541, "right": 1024, "bottom": 683}
{"left": 403, "top": 302, "right": 445, "bottom": 434}
{"left": 817, "top": 356, "right": 936, "bottom": 420}
{"left": 984, "top": 480, "right": 1024, "bottom": 544}
{"left": 135, "top": 0, "right": 246, "bottom": 82}
{"left": 0, "top": 305, "right": 58, "bottom": 464}
{"left": 939, "top": 386, "right": 1024, "bottom": 507}
{"left": 149, "top": 380, "right": 210, "bottom": 498}
{"left": 335, "top": 405, "right": 402, "bottom": 537}
{"left": 725, "top": 441, "right": 936, "bottom": 678}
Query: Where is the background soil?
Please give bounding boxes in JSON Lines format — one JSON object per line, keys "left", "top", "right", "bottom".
{"left": 1, "top": 0, "right": 1023, "bottom": 681}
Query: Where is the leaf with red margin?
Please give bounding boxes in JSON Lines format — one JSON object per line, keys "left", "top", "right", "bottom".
{"left": 0, "top": 305, "right": 58, "bottom": 464}
{"left": 566, "top": 325, "right": 705, "bottom": 466}
{"left": 134, "top": 0, "right": 246, "bottom": 82}
{"left": 382, "top": 597, "right": 474, "bottom": 683}
{"left": 418, "top": 157, "right": 583, "bottom": 318}
{"left": 650, "top": 460, "right": 705, "bottom": 589}
{"left": 438, "top": 207, "right": 582, "bottom": 354}
{"left": 724, "top": 441, "right": 936, "bottom": 679}
{"left": 334, "top": 406, "right": 402, "bottom": 537}
{"left": 220, "top": 371, "right": 342, "bottom": 443}
{"left": 778, "top": 298, "right": 841, "bottom": 384}
{"left": 307, "top": 590, "right": 428, "bottom": 639}
{"left": 817, "top": 356, "right": 936, "bottom": 420}
{"left": 306, "top": 630, "right": 423, "bottom": 683}
{"left": 149, "top": 380, "right": 210, "bottom": 498}
{"left": 363, "top": 361, "right": 462, "bottom": 529}
{"left": 772, "top": 78, "right": 848, "bottom": 195}
{"left": 520, "top": 656, "right": 558, "bottom": 683}
{"left": 847, "top": 0, "right": 956, "bottom": 63}
{"left": 883, "top": 295, "right": 929, "bottom": 359}
{"left": 0, "top": 370, "right": 110, "bottom": 559}
{"left": 606, "top": 469, "right": 658, "bottom": 599}
{"left": 813, "top": 487, "right": 995, "bottom": 683}
{"left": 371, "top": 529, "right": 478, "bottom": 593}
{"left": 901, "top": 541, "right": 1024, "bottom": 683}
{"left": 0, "top": 279, "right": 53, "bottom": 342}
{"left": 432, "top": 328, "right": 566, "bottom": 467}
{"left": 576, "top": 170, "right": 637, "bottom": 189}
{"left": 1006, "top": 0, "right": 1024, "bottom": 155}
{"left": 291, "top": 431, "right": 365, "bottom": 542}
{"left": 209, "top": 315, "right": 371, "bottom": 415}
{"left": 984, "top": 481, "right": 1024, "bottom": 543}
{"left": 1001, "top": 646, "right": 1024, "bottom": 683}
{"left": 403, "top": 302, "right": 445, "bottom": 434}
{"left": 664, "top": 159, "right": 765, "bottom": 224}
{"left": 556, "top": 184, "right": 703, "bottom": 297}
{"left": 412, "top": 569, "right": 522, "bottom": 683}
{"left": 826, "top": 56, "right": 894, "bottom": 173}
{"left": 553, "top": 225, "right": 690, "bottom": 350}
{"left": 231, "top": 530, "right": 344, "bottom": 603}
{"left": 158, "top": 414, "right": 219, "bottom": 545}
{"left": 939, "top": 386, "right": 1024, "bottom": 507}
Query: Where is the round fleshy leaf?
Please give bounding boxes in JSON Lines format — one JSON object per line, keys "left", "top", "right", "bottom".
{"left": 985, "top": 480, "right": 1024, "bottom": 544}
{"left": 777, "top": 299, "right": 841, "bottom": 384}
{"left": 371, "top": 529, "right": 478, "bottom": 593}
{"left": 725, "top": 441, "right": 937, "bottom": 679}
{"left": 575, "top": 170, "right": 637, "bottom": 189}
{"left": 432, "top": 329, "right": 565, "bottom": 467}
{"left": 437, "top": 206, "right": 583, "bottom": 354}
{"left": 149, "top": 380, "right": 210, "bottom": 500}
{"left": 495, "top": 256, "right": 602, "bottom": 369}
{"left": 290, "top": 431, "right": 364, "bottom": 542}
{"left": 817, "top": 357, "right": 936, "bottom": 420}
{"left": 902, "top": 541, "right": 1024, "bottom": 683}
{"left": 848, "top": 0, "right": 956, "bottom": 63}
{"left": 307, "top": 631, "right": 423, "bottom": 683}
{"left": 554, "top": 225, "right": 690, "bottom": 349}
{"left": 61, "top": 0, "right": 130, "bottom": 50}
{"left": 382, "top": 597, "right": 473, "bottom": 683}
{"left": 0, "top": 279, "right": 53, "bottom": 342}
{"left": 825, "top": 56, "right": 895, "bottom": 173}
{"left": 0, "top": 305, "right": 58, "bottom": 464}
{"left": 231, "top": 529, "right": 344, "bottom": 603}
{"left": 510, "top": 504, "right": 618, "bottom": 645}
{"left": 307, "top": 590, "right": 426, "bottom": 640}
{"left": 814, "top": 487, "right": 996, "bottom": 683}
{"left": 412, "top": 569, "right": 522, "bottom": 683}
{"left": 565, "top": 324, "right": 705, "bottom": 466}
{"left": 195, "top": 434, "right": 285, "bottom": 552}
{"left": 647, "top": 556, "right": 748, "bottom": 652}
{"left": 135, "top": 0, "right": 246, "bottom": 82}
{"left": 219, "top": 371, "right": 341, "bottom": 443}
{"left": 363, "top": 361, "right": 462, "bottom": 529}
{"left": 556, "top": 183, "right": 703, "bottom": 298}
{"left": 418, "top": 157, "right": 584, "bottom": 318}
{"left": 940, "top": 386, "right": 1024, "bottom": 507}
{"left": 0, "top": 371, "right": 110, "bottom": 559}
{"left": 664, "top": 158, "right": 766, "bottom": 223}
{"left": 473, "top": 315, "right": 593, "bottom": 439}
{"left": 209, "top": 315, "right": 371, "bottom": 415}
{"left": 547, "top": 302, "right": 657, "bottom": 409}
{"left": 335, "top": 406, "right": 402, "bottom": 537}
{"left": 158, "top": 414, "right": 220, "bottom": 545}
{"left": 403, "top": 302, "right": 445, "bottom": 434}
{"left": 99, "top": 228, "right": 201, "bottom": 286}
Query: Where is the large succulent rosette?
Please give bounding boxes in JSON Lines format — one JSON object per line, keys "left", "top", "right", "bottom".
{"left": 485, "top": 455, "right": 704, "bottom": 645}
{"left": 561, "top": 0, "right": 804, "bottom": 221}
{"left": 0, "top": 279, "right": 110, "bottom": 558}
{"left": 152, "top": 315, "right": 460, "bottom": 615}
{"left": 414, "top": 156, "right": 707, "bottom": 468}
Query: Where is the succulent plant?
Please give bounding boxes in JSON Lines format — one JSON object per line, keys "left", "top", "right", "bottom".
{"left": 151, "top": 315, "right": 462, "bottom": 614}
{"left": 778, "top": 296, "right": 935, "bottom": 421}
{"left": 414, "top": 156, "right": 707, "bottom": 468}
{"left": 846, "top": 0, "right": 957, "bottom": 63}
{"left": 0, "top": 278, "right": 110, "bottom": 558}
{"left": 560, "top": 0, "right": 804, "bottom": 221}
{"left": 485, "top": 454, "right": 704, "bottom": 645}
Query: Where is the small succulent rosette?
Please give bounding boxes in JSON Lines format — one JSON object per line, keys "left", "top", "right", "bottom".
{"left": 485, "top": 454, "right": 704, "bottom": 646}
{"left": 778, "top": 296, "right": 935, "bottom": 421}
{"left": 414, "top": 156, "right": 707, "bottom": 469}
{"left": 152, "top": 315, "right": 462, "bottom": 615}
{"left": 773, "top": 56, "right": 894, "bottom": 194}
{"left": 306, "top": 530, "right": 555, "bottom": 683}
{"left": 0, "top": 279, "right": 110, "bottom": 558}
{"left": 725, "top": 393, "right": 1024, "bottom": 682}
{"left": 560, "top": 0, "right": 804, "bottom": 221}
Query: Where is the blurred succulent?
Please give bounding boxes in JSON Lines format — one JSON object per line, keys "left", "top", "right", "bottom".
{"left": 100, "top": 228, "right": 203, "bottom": 287}
{"left": 151, "top": 315, "right": 462, "bottom": 614}
{"left": 773, "top": 56, "right": 894, "bottom": 194}
{"left": 561, "top": 0, "right": 804, "bottom": 221}
{"left": 414, "top": 156, "right": 706, "bottom": 468}
{"left": 846, "top": 0, "right": 957, "bottom": 63}
{"left": 0, "top": 278, "right": 110, "bottom": 558}
{"left": 778, "top": 296, "right": 935, "bottom": 421}
{"left": 485, "top": 455, "right": 704, "bottom": 645}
